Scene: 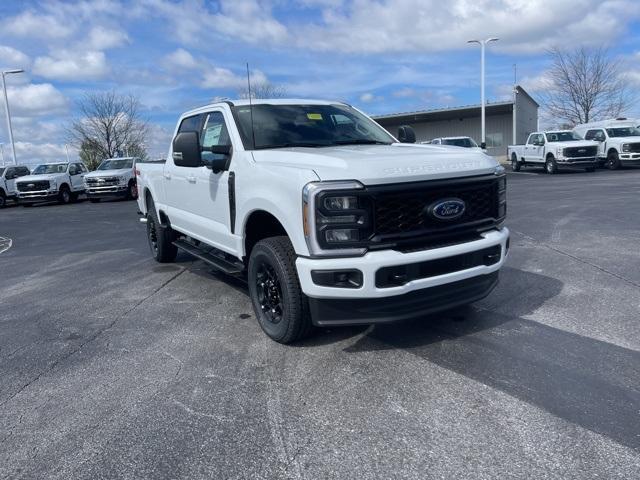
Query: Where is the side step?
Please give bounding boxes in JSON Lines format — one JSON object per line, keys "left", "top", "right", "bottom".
{"left": 173, "top": 239, "right": 244, "bottom": 275}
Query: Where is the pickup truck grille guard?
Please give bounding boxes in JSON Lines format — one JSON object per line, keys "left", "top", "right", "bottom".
{"left": 367, "top": 174, "right": 505, "bottom": 251}
{"left": 563, "top": 146, "right": 598, "bottom": 158}
{"left": 17, "top": 181, "right": 50, "bottom": 192}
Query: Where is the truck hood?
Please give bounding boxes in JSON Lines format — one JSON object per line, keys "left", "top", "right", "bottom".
{"left": 16, "top": 173, "right": 65, "bottom": 183}
{"left": 609, "top": 136, "right": 640, "bottom": 144}
{"left": 551, "top": 140, "right": 599, "bottom": 148}
{"left": 84, "top": 168, "right": 131, "bottom": 178}
{"left": 251, "top": 143, "right": 499, "bottom": 185}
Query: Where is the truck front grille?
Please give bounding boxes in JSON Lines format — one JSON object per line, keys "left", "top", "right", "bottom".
{"left": 17, "top": 180, "right": 49, "bottom": 192}
{"left": 370, "top": 176, "right": 501, "bottom": 249}
{"left": 625, "top": 143, "right": 640, "bottom": 153}
{"left": 563, "top": 146, "right": 598, "bottom": 158}
{"left": 86, "top": 176, "right": 119, "bottom": 187}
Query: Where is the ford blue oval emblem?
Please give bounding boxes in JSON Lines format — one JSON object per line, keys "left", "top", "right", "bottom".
{"left": 426, "top": 198, "right": 466, "bottom": 221}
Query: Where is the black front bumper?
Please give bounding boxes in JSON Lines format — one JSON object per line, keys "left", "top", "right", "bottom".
{"left": 17, "top": 193, "right": 59, "bottom": 203}
{"left": 308, "top": 271, "right": 499, "bottom": 327}
{"left": 86, "top": 189, "right": 128, "bottom": 199}
{"left": 557, "top": 158, "right": 597, "bottom": 169}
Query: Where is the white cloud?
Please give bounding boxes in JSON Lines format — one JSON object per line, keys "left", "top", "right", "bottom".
{"left": 6, "top": 83, "right": 68, "bottom": 117}
{"left": 14, "top": 141, "right": 75, "bottom": 166}
{"left": 291, "top": 0, "right": 640, "bottom": 54}
{"left": 87, "top": 26, "right": 129, "bottom": 50}
{"left": 163, "top": 49, "right": 199, "bottom": 70}
{"left": 359, "top": 92, "right": 383, "bottom": 103}
{"left": 0, "top": 46, "right": 31, "bottom": 68}
{"left": 3, "top": 11, "right": 73, "bottom": 39}
{"left": 33, "top": 50, "right": 109, "bottom": 81}
{"left": 201, "top": 68, "right": 267, "bottom": 89}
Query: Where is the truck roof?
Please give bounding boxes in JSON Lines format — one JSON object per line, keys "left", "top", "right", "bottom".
{"left": 183, "top": 98, "right": 348, "bottom": 117}
{"left": 574, "top": 119, "right": 637, "bottom": 129}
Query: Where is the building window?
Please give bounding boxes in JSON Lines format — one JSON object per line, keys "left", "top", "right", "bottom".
{"left": 486, "top": 132, "right": 503, "bottom": 148}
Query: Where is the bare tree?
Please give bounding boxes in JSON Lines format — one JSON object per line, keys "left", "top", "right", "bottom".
{"left": 542, "top": 47, "right": 633, "bottom": 126}
{"left": 236, "top": 82, "right": 288, "bottom": 100}
{"left": 68, "top": 91, "right": 148, "bottom": 170}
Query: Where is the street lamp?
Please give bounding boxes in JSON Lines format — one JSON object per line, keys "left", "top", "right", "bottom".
{"left": 1, "top": 69, "right": 24, "bottom": 165}
{"left": 0, "top": 143, "right": 4, "bottom": 166}
{"left": 467, "top": 38, "right": 498, "bottom": 148}
{"left": 64, "top": 144, "right": 71, "bottom": 162}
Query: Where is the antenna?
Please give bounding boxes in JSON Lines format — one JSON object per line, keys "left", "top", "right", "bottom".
{"left": 246, "top": 63, "right": 256, "bottom": 149}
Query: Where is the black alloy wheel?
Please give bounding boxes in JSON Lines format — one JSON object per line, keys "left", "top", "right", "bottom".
{"left": 255, "top": 261, "right": 284, "bottom": 324}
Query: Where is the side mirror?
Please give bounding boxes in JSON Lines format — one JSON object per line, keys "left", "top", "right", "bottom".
{"left": 172, "top": 131, "right": 202, "bottom": 167}
{"left": 202, "top": 145, "right": 232, "bottom": 173}
{"left": 480, "top": 142, "right": 487, "bottom": 150}
{"left": 397, "top": 126, "right": 416, "bottom": 143}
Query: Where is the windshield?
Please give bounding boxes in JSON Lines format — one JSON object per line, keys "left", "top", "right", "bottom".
{"left": 232, "top": 104, "right": 395, "bottom": 149}
{"left": 545, "top": 131, "right": 582, "bottom": 142}
{"left": 442, "top": 137, "right": 478, "bottom": 148}
{"left": 97, "top": 159, "right": 134, "bottom": 170}
{"left": 606, "top": 127, "right": 640, "bottom": 138}
{"left": 31, "top": 164, "right": 68, "bottom": 175}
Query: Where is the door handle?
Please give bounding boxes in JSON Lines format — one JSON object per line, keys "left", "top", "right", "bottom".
{"left": 163, "top": 172, "right": 171, "bottom": 180}
{"left": 187, "top": 175, "right": 196, "bottom": 183}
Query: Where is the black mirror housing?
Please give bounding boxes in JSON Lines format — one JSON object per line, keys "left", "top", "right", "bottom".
{"left": 397, "top": 125, "right": 416, "bottom": 143}
{"left": 173, "top": 131, "right": 202, "bottom": 167}
{"left": 480, "top": 142, "right": 487, "bottom": 149}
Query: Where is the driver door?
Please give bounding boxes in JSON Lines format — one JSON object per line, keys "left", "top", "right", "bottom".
{"left": 184, "top": 110, "right": 235, "bottom": 252}
{"left": 68, "top": 163, "right": 85, "bottom": 191}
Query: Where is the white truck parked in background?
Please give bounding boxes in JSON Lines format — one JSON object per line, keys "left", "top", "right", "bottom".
{"left": 507, "top": 131, "right": 599, "bottom": 173}
{"left": 15, "top": 162, "right": 88, "bottom": 206}
{"left": 574, "top": 119, "right": 640, "bottom": 169}
{"left": 423, "top": 136, "right": 485, "bottom": 152}
{"left": 0, "top": 165, "right": 31, "bottom": 208}
{"left": 84, "top": 157, "right": 139, "bottom": 202}
{"left": 136, "top": 99, "right": 509, "bottom": 344}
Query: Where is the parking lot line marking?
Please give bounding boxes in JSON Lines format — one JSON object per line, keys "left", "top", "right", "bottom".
{"left": 0, "top": 236, "right": 12, "bottom": 254}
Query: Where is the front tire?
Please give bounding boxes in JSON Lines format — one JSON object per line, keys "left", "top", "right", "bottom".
{"left": 58, "top": 186, "right": 71, "bottom": 204}
{"left": 606, "top": 151, "right": 621, "bottom": 170}
{"left": 0, "top": 192, "right": 6, "bottom": 208}
{"left": 146, "top": 197, "right": 177, "bottom": 263}
{"left": 248, "top": 236, "right": 313, "bottom": 344}
{"left": 126, "top": 181, "right": 138, "bottom": 200}
{"left": 545, "top": 156, "right": 558, "bottom": 174}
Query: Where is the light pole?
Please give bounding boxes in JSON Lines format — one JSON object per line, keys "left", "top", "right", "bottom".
{"left": 0, "top": 143, "right": 4, "bottom": 166}
{"left": 467, "top": 38, "right": 498, "bottom": 148}
{"left": 64, "top": 144, "right": 71, "bottom": 162}
{"left": 1, "top": 69, "right": 24, "bottom": 165}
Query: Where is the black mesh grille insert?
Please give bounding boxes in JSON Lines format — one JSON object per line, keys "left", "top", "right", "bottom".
{"left": 17, "top": 180, "right": 49, "bottom": 192}
{"left": 563, "top": 146, "right": 598, "bottom": 158}
{"left": 372, "top": 177, "right": 499, "bottom": 237}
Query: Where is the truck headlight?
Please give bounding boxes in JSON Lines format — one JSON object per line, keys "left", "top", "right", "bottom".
{"left": 622, "top": 144, "right": 630, "bottom": 152}
{"left": 50, "top": 180, "right": 57, "bottom": 190}
{"left": 303, "top": 181, "right": 372, "bottom": 257}
{"left": 556, "top": 147, "right": 564, "bottom": 157}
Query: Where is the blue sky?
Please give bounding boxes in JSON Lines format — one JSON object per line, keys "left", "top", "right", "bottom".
{"left": 0, "top": 0, "right": 639, "bottom": 163}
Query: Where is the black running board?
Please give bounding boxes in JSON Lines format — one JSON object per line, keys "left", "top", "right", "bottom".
{"left": 173, "top": 239, "right": 244, "bottom": 275}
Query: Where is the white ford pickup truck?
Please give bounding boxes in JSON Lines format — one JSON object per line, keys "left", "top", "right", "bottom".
{"left": 84, "top": 157, "right": 139, "bottom": 202}
{"left": 0, "top": 165, "right": 31, "bottom": 208}
{"left": 574, "top": 119, "right": 640, "bottom": 169}
{"left": 507, "top": 131, "right": 599, "bottom": 173}
{"left": 136, "top": 99, "right": 509, "bottom": 343}
{"left": 16, "top": 162, "right": 88, "bottom": 205}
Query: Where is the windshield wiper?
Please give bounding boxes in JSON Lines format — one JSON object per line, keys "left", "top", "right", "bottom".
{"left": 330, "top": 139, "right": 391, "bottom": 146}
{"left": 254, "top": 142, "right": 329, "bottom": 149}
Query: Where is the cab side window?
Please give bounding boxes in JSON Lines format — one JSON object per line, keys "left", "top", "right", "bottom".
{"left": 5, "top": 167, "right": 15, "bottom": 179}
{"left": 201, "top": 111, "right": 231, "bottom": 164}
{"left": 588, "top": 129, "right": 606, "bottom": 142}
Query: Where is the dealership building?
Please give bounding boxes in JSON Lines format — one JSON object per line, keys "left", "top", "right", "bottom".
{"left": 373, "top": 85, "right": 539, "bottom": 158}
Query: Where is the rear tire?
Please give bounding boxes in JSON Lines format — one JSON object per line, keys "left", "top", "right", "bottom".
{"left": 511, "top": 155, "right": 521, "bottom": 172}
{"left": 606, "top": 151, "right": 621, "bottom": 170}
{"left": 58, "top": 185, "right": 71, "bottom": 204}
{"left": 545, "top": 157, "right": 558, "bottom": 174}
{"left": 146, "top": 197, "right": 177, "bottom": 263}
{"left": 0, "top": 192, "right": 6, "bottom": 208}
{"left": 248, "top": 236, "right": 313, "bottom": 344}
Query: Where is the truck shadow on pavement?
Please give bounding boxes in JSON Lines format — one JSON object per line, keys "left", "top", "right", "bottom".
{"left": 346, "top": 267, "right": 640, "bottom": 450}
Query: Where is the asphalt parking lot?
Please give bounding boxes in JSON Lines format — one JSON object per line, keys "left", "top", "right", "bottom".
{"left": 1, "top": 168, "right": 640, "bottom": 479}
